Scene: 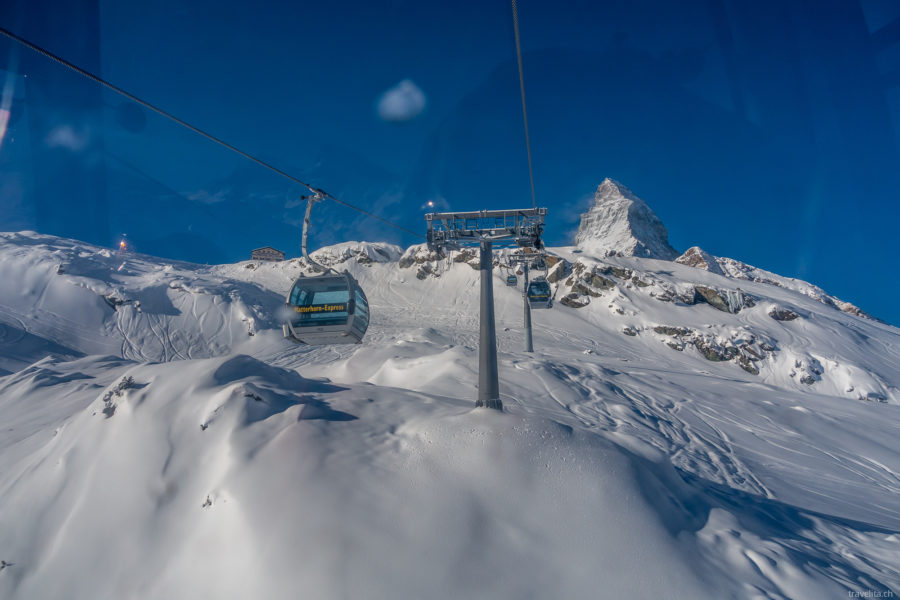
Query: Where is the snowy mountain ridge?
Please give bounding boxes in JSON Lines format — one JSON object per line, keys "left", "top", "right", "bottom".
{"left": 676, "top": 245, "right": 875, "bottom": 320}
{"left": 0, "top": 229, "right": 899, "bottom": 598}
{"left": 1, "top": 226, "right": 895, "bottom": 403}
{"left": 0, "top": 228, "right": 895, "bottom": 401}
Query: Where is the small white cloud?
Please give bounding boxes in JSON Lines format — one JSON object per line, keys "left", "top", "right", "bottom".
{"left": 188, "top": 189, "right": 230, "bottom": 204}
{"left": 377, "top": 79, "right": 426, "bottom": 122}
{"left": 45, "top": 125, "right": 90, "bottom": 152}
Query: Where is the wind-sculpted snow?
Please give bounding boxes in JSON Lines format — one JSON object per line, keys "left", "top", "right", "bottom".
{"left": 0, "top": 232, "right": 286, "bottom": 363}
{"left": 0, "top": 231, "right": 899, "bottom": 598}
{"left": 0, "top": 353, "right": 715, "bottom": 598}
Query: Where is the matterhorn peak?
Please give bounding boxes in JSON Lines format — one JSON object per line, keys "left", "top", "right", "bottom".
{"left": 574, "top": 178, "right": 679, "bottom": 260}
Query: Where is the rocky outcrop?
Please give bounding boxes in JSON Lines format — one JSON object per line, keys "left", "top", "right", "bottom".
{"left": 651, "top": 325, "right": 775, "bottom": 375}
{"left": 693, "top": 286, "right": 755, "bottom": 313}
{"left": 399, "top": 244, "right": 443, "bottom": 269}
{"left": 546, "top": 259, "right": 572, "bottom": 284}
{"left": 791, "top": 358, "right": 823, "bottom": 385}
{"left": 675, "top": 247, "right": 724, "bottom": 275}
{"left": 695, "top": 286, "right": 731, "bottom": 312}
{"left": 448, "top": 248, "right": 482, "bottom": 270}
{"left": 102, "top": 293, "right": 133, "bottom": 311}
{"left": 588, "top": 273, "right": 616, "bottom": 290}
{"left": 602, "top": 265, "right": 633, "bottom": 280}
{"left": 558, "top": 263, "right": 626, "bottom": 307}
{"left": 769, "top": 307, "right": 800, "bottom": 321}
{"left": 833, "top": 299, "right": 878, "bottom": 321}
{"left": 653, "top": 325, "right": 691, "bottom": 337}
{"left": 574, "top": 178, "right": 679, "bottom": 260}
{"left": 560, "top": 293, "right": 589, "bottom": 308}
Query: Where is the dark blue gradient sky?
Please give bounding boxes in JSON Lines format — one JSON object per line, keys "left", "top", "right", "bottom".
{"left": 1, "top": 0, "right": 899, "bottom": 323}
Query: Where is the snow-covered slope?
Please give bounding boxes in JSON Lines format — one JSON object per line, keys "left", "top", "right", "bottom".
{"left": 1, "top": 230, "right": 898, "bottom": 598}
{"left": 0, "top": 233, "right": 401, "bottom": 371}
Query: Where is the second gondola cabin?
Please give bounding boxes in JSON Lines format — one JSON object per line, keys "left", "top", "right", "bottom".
{"left": 526, "top": 278, "right": 552, "bottom": 309}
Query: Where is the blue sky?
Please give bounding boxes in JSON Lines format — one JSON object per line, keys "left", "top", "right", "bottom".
{"left": 1, "top": 0, "right": 899, "bottom": 323}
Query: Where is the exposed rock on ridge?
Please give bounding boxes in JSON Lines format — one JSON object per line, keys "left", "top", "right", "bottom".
{"left": 675, "top": 246, "right": 876, "bottom": 321}
{"left": 675, "top": 246, "right": 724, "bottom": 275}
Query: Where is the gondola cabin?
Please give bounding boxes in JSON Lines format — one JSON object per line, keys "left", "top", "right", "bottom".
{"left": 506, "top": 274, "right": 518, "bottom": 286}
{"left": 526, "top": 278, "right": 552, "bottom": 309}
{"left": 283, "top": 272, "right": 369, "bottom": 344}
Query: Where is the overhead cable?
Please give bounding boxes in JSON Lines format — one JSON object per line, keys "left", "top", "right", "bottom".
{"left": 0, "top": 26, "right": 425, "bottom": 239}
{"left": 511, "top": 0, "right": 537, "bottom": 210}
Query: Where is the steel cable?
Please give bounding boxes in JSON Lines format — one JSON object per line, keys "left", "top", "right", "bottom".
{"left": 511, "top": 0, "right": 537, "bottom": 210}
{"left": 0, "top": 26, "right": 425, "bottom": 239}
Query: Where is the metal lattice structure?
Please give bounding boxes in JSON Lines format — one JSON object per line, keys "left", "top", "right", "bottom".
{"left": 426, "top": 208, "right": 546, "bottom": 253}
{"left": 424, "top": 208, "right": 548, "bottom": 411}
